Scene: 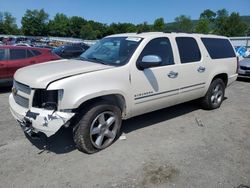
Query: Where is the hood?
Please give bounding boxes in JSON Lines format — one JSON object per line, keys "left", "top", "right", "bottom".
{"left": 14, "top": 59, "right": 113, "bottom": 88}
{"left": 239, "top": 58, "right": 250, "bottom": 67}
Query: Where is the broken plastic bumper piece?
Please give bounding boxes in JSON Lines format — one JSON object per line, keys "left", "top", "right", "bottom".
{"left": 9, "top": 94, "right": 75, "bottom": 137}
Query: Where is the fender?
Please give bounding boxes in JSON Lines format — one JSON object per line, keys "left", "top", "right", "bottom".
{"left": 73, "top": 90, "right": 131, "bottom": 118}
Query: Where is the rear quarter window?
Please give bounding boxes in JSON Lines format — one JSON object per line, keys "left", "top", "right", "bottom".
{"left": 201, "top": 38, "right": 235, "bottom": 59}
{"left": 27, "top": 50, "right": 34, "bottom": 58}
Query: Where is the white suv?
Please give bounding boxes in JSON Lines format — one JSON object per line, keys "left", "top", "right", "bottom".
{"left": 9, "top": 32, "right": 238, "bottom": 153}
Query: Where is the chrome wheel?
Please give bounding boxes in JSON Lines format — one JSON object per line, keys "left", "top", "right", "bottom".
{"left": 211, "top": 84, "right": 223, "bottom": 106}
{"left": 90, "top": 111, "right": 118, "bottom": 149}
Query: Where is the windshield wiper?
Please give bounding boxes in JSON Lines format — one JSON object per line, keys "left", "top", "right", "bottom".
{"left": 87, "top": 57, "right": 107, "bottom": 65}
{"left": 78, "top": 56, "right": 109, "bottom": 65}
{"left": 77, "top": 57, "right": 87, "bottom": 61}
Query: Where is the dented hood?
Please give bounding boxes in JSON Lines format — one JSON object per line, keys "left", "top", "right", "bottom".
{"left": 14, "top": 59, "right": 112, "bottom": 88}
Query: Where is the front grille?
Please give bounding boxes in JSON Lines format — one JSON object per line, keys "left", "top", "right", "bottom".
{"left": 13, "top": 80, "right": 31, "bottom": 108}
{"left": 240, "top": 66, "right": 250, "bottom": 71}
{"left": 13, "top": 94, "right": 29, "bottom": 108}
{"left": 14, "top": 80, "right": 31, "bottom": 94}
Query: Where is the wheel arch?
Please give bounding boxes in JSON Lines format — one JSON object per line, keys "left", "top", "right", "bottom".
{"left": 210, "top": 73, "right": 228, "bottom": 87}
{"left": 75, "top": 94, "right": 127, "bottom": 118}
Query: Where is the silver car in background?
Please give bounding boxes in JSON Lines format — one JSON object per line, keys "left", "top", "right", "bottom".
{"left": 238, "top": 55, "right": 250, "bottom": 77}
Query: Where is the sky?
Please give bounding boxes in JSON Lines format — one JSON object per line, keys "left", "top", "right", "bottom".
{"left": 1, "top": 0, "right": 250, "bottom": 27}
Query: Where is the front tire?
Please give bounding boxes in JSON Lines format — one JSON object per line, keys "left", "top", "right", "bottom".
{"left": 73, "top": 101, "right": 122, "bottom": 154}
{"left": 201, "top": 78, "right": 225, "bottom": 110}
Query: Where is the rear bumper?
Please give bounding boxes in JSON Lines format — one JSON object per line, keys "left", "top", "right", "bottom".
{"left": 9, "top": 94, "right": 75, "bottom": 137}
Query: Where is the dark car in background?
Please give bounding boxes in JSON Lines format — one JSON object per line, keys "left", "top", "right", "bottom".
{"left": 0, "top": 46, "right": 60, "bottom": 85}
{"left": 52, "top": 43, "right": 89, "bottom": 59}
{"left": 34, "top": 44, "right": 54, "bottom": 49}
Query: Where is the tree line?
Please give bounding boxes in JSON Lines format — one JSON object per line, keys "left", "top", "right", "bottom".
{"left": 0, "top": 8, "right": 249, "bottom": 39}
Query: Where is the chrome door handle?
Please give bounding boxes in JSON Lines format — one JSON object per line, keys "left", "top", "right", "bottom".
{"left": 197, "top": 66, "right": 206, "bottom": 73}
{"left": 168, "top": 71, "right": 178, "bottom": 78}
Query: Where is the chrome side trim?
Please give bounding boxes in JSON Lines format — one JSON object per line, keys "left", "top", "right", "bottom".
{"left": 135, "top": 88, "right": 179, "bottom": 100}
{"left": 135, "top": 93, "right": 178, "bottom": 104}
{"left": 180, "top": 82, "right": 205, "bottom": 90}
{"left": 134, "top": 82, "right": 206, "bottom": 104}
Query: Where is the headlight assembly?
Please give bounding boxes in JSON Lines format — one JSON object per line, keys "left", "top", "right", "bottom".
{"left": 33, "top": 89, "right": 63, "bottom": 110}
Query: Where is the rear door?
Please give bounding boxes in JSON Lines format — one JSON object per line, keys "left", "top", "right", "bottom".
{"left": 0, "top": 48, "right": 8, "bottom": 79}
{"left": 175, "top": 37, "right": 209, "bottom": 102}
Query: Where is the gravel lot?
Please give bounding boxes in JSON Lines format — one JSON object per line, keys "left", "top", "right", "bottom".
{"left": 0, "top": 79, "right": 249, "bottom": 188}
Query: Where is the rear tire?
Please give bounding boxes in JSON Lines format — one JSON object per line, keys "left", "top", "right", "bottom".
{"left": 73, "top": 101, "right": 122, "bottom": 154}
{"left": 201, "top": 78, "right": 225, "bottom": 110}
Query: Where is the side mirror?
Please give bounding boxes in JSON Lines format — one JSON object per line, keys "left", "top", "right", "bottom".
{"left": 138, "top": 55, "right": 162, "bottom": 70}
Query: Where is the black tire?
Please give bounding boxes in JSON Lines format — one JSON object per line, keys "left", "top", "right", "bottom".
{"left": 201, "top": 78, "right": 225, "bottom": 110}
{"left": 73, "top": 101, "right": 122, "bottom": 154}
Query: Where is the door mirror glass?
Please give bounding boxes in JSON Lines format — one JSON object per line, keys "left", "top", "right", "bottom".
{"left": 138, "top": 55, "right": 162, "bottom": 70}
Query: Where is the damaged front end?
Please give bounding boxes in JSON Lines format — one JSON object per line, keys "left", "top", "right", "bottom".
{"left": 9, "top": 81, "right": 75, "bottom": 137}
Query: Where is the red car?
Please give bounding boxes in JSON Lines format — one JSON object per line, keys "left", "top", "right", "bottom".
{"left": 0, "top": 46, "right": 60, "bottom": 85}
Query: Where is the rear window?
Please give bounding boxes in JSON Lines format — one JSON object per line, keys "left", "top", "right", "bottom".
{"left": 201, "top": 38, "right": 235, "bottom": 59}
{"left": 176, "top": 37, "right": 201, "bottom": 63}
{"left": 10, "top": 49, "right": 26, "bottom": 60}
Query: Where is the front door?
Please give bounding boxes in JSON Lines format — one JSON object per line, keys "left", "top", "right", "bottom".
{"left": 130, "top": 37, "right": 181, "bottom": 117}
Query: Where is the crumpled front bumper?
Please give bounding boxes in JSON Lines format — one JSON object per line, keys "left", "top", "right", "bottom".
{"left": 9, "top": 94, "right": 75, "bottom": 137}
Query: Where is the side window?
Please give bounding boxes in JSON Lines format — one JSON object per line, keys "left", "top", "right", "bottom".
{"left": 27, "top": 50, "right": 34, "bottom": 58}
{"left": 0, "top": 49, "right": 6, "bottom": 61}
{"left": 66, "top": 46, "right": 73, "bottom": 51}
{"left": 176, "top": 37, "right": 201, "bottom": 63}
{"left": 31, "top": 50, "right": 41, "bottom": 56}
{"left": 9, "top": 49, "right": 26, "bottom": 60}
{"left": 70, "top": 46, "right": 81, "bottom": 51}
{"left": 201, "top": 38, "right": 235, "bottom": 59}
{"left": 137, "top": 37, "right": 174, "bottom": 66}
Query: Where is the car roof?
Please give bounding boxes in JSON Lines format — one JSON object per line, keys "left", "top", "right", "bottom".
{"left": 107, "top": 32, "right": 228, "bottom": 39}
{"left": 0, "top": 45, "right": 51, "bottom": 51}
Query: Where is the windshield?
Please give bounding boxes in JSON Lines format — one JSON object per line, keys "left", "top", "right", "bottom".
{"left": 80, "top": 37, "right": 142, "bottom": 66}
